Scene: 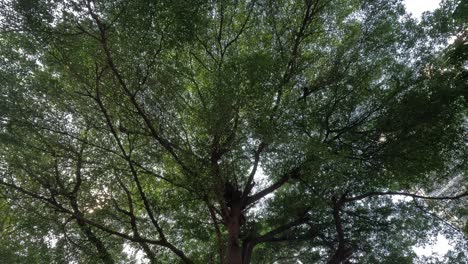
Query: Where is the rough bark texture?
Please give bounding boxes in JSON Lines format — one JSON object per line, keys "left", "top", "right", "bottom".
{"left": 226, "top": 204, "right": 243, "bottom": 263}
{"left": 328, "top": 197, "right": 352, "bottom": 264}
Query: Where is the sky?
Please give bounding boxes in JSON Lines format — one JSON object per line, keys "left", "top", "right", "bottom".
{"left": 404, "top": 0, "right": 442, "bottom": 18}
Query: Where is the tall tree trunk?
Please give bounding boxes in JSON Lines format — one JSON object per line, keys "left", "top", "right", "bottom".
{"left": 226, "top": 206, "right": 242, "bottom": 264}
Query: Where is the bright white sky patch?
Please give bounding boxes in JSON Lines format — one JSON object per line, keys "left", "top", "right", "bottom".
{"left": 413, "top": 234, "right": 454, "bottom": 257}
{"left": 404, "top": 0, "right": 441, "bottom": 18}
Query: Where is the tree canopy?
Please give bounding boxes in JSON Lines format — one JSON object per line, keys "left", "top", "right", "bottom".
{"left": 0, "top": 0, "right": 467, "bottom": 263}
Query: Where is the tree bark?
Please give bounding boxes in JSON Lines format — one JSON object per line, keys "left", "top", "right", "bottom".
{"left": 77, "top": 220, "right": 115, "bottom": 264}
{"left": 226, "top": 205, "right": 242, "bottom": 264}
{"left": 241, "top": 241, "right": 255, "bottom": 264}
{"left": 328, "top": 196, "right": 351, "bottom": 264}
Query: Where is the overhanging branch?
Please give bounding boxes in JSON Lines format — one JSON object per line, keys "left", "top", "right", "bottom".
{"left": 343, "top": 191, "right": 468, "bottom": 203}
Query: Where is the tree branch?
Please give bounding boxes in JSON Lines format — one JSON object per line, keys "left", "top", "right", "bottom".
{"left": 255, "top": 216, "right": 310, "bottom": 243}
{"left": 343, "top": 191, "right": 468, "bottom": 203}
{"left": 241, "top": 142, "right": 267, "bottom": 205}
{"left": 85, "top": 0, "right": 194, "bottom": 177}
{"left": 245, "top": 166, "right": 301, "bottom": 206}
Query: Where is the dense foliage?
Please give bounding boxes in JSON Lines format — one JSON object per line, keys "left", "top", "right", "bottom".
{"left": 0, "top": 0, "right": 467, "bottom": 263}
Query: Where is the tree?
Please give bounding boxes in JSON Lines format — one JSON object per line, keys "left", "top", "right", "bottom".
{"left": 0, "top": 0, "right": 466, "bottom": 263}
